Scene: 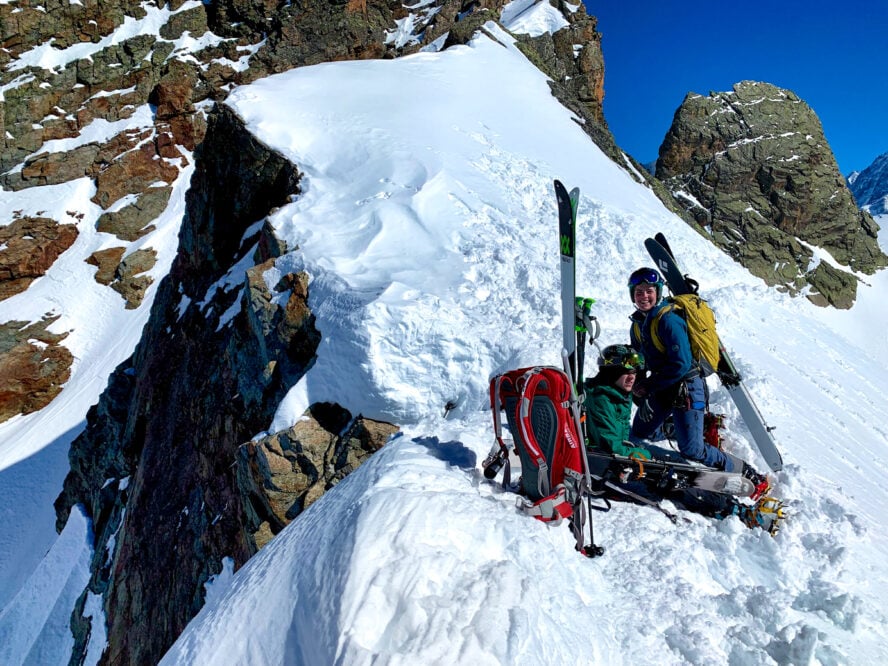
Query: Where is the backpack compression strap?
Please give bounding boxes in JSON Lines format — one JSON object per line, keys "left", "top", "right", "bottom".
{"left": 516, "top": 484, "right": 574, "bottom": 525}
{"left": 489, "top": 373, "right": 513, "bottom": 488}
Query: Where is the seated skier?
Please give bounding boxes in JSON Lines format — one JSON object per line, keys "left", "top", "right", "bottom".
{"left": 583, "top": 344, "right": 783, "bottom": 534}
{"left": 625, "top": 267, "right": 771, "bottom": 498}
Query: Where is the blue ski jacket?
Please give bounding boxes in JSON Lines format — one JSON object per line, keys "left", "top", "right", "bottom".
{"left": 629, "top": 301, "right": 695, "bottom": 394}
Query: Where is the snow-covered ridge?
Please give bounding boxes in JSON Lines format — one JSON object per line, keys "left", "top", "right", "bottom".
{"left": 161, "top": 26, "right": 888, "bottom": 664}
{"left": 1, "top": 5, "right": 887, "bottom": 664}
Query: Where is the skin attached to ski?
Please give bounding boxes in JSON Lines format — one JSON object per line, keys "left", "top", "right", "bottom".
{"left": 644, "top": 235, "right": 784, "bottom": 472}
{"left": 693, "top": 470, "right": 755, "bottom": 496}
{"left": 587, "top": 450, "right": 755, "bottom": 498}
{"left": 724, "top": 381, "right": 784, "bottom": 472}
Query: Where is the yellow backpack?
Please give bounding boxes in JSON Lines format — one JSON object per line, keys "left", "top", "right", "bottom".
{"left": 636, "top": 294, "right": 721, "bottom": 376}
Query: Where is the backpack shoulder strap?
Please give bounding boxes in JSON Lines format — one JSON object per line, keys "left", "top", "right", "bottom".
{"left": 631, "top": 321, "right": 641, "bottom": 347}
{"left": 648, "top": 303, "right": 676, "bottom": 354}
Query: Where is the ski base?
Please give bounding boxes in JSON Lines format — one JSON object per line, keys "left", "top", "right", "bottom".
{"left": 587, "top": 450, "right": 756, "bottom": 498}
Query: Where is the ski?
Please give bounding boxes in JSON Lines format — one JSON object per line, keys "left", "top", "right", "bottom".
{"left": 644, "top": 235, "right": 784, "bottom": 472}
{"left": 586, "top": 450, "right": 756, "bottom": 498}
{"left": 555, "top": 179, "right": 580, "bottom": 384}
{"left": 653, "top": 232, "right": 674, "bottom": 259}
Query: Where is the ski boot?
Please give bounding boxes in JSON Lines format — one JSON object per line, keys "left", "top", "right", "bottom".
{"left": 734, "top": 496, "right": 786, "bottom": 536}
{"left": 741, "top": 463, "right": 771, "bottom": 501}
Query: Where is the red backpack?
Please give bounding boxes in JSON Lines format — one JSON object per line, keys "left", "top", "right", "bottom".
{"left": 486, "top": 365, "right": 603, "bottom": 557}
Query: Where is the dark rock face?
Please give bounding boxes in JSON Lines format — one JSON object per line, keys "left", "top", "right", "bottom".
{"left": 55, "top": 106, "right": 314, "bottom": 665}
{"left": 849, "top": 152, "right": 888, "bottom": 216}
{"left": 656, "top": 81, "right": 887, "bottom": 308}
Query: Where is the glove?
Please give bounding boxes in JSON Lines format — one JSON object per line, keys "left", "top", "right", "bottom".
{"left": 636, "top": 397, "right": 655, "bottom": 423}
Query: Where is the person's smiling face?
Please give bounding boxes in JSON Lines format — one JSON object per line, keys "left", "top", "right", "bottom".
{"left": 633, "top": 284, "right": 658, "bottom": 312}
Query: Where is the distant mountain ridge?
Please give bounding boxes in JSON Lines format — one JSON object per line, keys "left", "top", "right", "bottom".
{"left": 849, "top": 152, "right": 888, "bottom": 216}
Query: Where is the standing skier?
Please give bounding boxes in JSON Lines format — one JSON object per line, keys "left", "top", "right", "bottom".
{"left": 626, "top": 267, "right": 770, "bottom": 496}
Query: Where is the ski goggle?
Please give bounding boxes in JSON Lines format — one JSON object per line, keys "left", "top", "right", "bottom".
{"left": 628, "top": 269, "right": 662, "bottom": 287}
{"left": 601, "top": 350, "right": 645, "bottom": 371}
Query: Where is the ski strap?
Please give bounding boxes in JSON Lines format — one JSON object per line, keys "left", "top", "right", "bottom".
{"left": 601, "top": 479, "right": 680, "bottom": 524}
{"left": 489, "top": 374, "right": 513, "bottom": 487}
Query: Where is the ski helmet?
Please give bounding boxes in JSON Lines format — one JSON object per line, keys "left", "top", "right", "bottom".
{"left": 628, "top": 266, "right": 664, "bottom": 302}
{"left": 598, "top": 344, "right": 645, "bottom": 372}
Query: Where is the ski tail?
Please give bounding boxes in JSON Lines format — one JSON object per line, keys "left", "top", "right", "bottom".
{"left": 654, "top": 232, "right": 674, "bottom": 259}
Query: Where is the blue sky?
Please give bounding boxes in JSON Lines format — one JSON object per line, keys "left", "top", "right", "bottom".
{"left": 587, "top": 1, "right": 887, "bottom": 175}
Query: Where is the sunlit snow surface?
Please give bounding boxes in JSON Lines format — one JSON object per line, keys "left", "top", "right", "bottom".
{"left": 1, "top": 12, "right": 886, "bottom": 666}
{"left": 163, "top": 24, "right": 887, "bottom": 666}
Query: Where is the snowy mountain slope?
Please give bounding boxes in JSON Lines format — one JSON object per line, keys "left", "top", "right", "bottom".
{"left": 157, "top": 24, "right": 888, "bottom": 665}
{"left": 0, "top": 163, "right": 192, "bottom": 661}
{"left": 0, "top": 112, "right": 192, "bottom": 666}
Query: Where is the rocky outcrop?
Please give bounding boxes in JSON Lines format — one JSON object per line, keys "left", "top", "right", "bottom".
{"left": 238, "top": 405, "right": 398, "bottom": 550}
{"left": 0, "top": 217, "right": 79, "bottom": 302}
{"left": 0, "top": 316, "right": 73, "bottom": 422}
{"left": 510, "top": 3, "right": 613, "bottom": 159}
{"left": 656, "top": 81, "right": 887, "bottom": 308}
{"left": 54, "top": 106, "right": 313, "bottom": 665}
{"left": 95, "top": 187, "right": 171, "bottom": 241}
{"left": 86, "top": 247, "right": 157, "bottom": 308}
{"left": 849, "top": 152, "right": 888, "bottom": 216}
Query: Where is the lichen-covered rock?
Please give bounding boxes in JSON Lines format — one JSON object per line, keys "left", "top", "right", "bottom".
{"left": 91, "top": 132, "right": 184, "bottom": 209}
{"left": 95, "top": 187, "right": 172, "bottom": 241}
{"left": 237, "top": 405, "right": 398, "bottom": 550}
{"left": 0, "top": 217, "right": 79, "bottom": 300}
{"left": 656, "top": 81, "right": 887, "bottom": 308}
{"left": 110, "top": 248, "right": 158, "bottom": 309}
{"left": 86, "top": 246, "right": 157, "bottom": 307}
{"left": 86, "top": 247, "right": 127, "bottom": 285}
{"left": 0, "top": 316, "right": 72, "bottom": 423}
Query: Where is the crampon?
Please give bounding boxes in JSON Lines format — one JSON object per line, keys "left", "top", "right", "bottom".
{"left": 735, "top": 496, "right": 786, "bottom": 536}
